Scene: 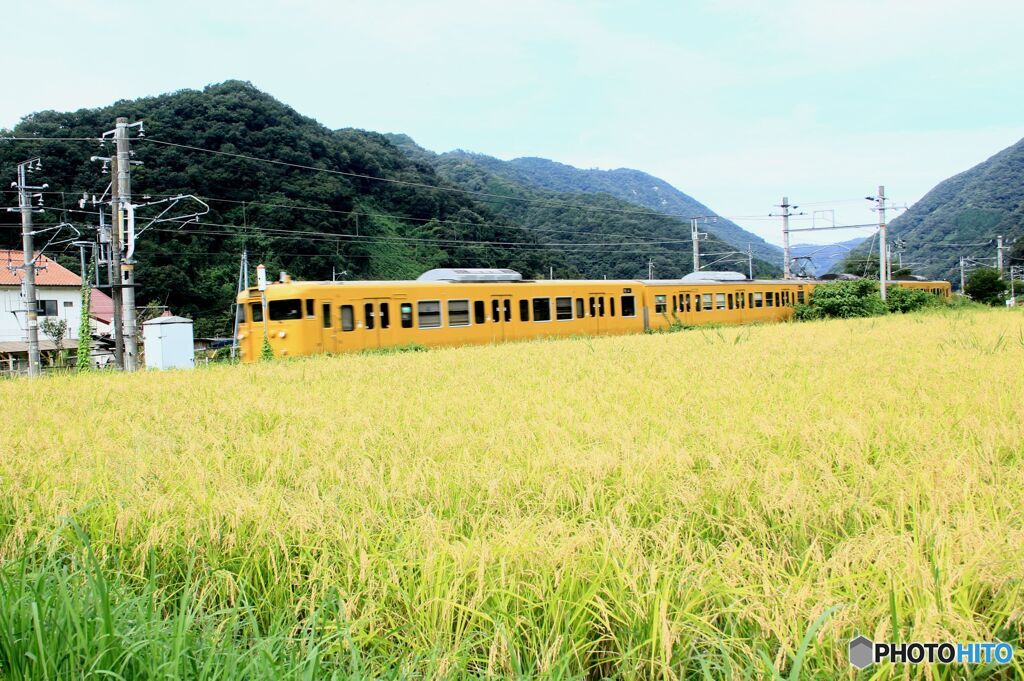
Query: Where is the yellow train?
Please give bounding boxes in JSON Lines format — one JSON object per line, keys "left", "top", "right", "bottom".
{"left": 234, "top": 269, "right": 951, "bottom": 361}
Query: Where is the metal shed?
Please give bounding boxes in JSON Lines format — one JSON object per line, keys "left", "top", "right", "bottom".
{"left": 142, "top": 315, "right": 195, "bottom": 370}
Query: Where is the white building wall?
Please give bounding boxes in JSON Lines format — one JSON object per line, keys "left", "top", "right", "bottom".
{"left": 0, "top": 285, "right": 84, "bottom": 343}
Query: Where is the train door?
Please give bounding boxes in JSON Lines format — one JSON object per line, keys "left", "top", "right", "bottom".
{"left": 679, "top": 287, "right": 699, "bottom": 325}
{"left": 320, "top": 300, "right": 337, "bottom": 353}
{"left": 588, "top": 292, "right": 603, "bottom": 334}
{"left": 490, "top": 295, "right": 511, "bottom": 342}
{"left": 360, "top": 298, "right": 390, "bottom": 349}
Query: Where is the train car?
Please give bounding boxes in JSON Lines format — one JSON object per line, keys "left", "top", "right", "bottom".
{"left": 234, "top": 268, "right": 951, "bottom": 362}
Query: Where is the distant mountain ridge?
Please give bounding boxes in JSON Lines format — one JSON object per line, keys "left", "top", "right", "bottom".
{"left": 444, "top": 153, "right": 784, "bottom": 267}
{"left": 790, "top": 237, "right": 866, "bottom": 276}
{"left": 846, "top": 136, "right": 1024, "bottom": 282}
{"left": 385, "top": 135, "right": 781, "bottom": 279}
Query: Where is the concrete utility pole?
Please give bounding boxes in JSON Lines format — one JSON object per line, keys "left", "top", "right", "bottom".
{"left": 996, "top": 235, "right": 1004, "bottom": 273}
{"left": 690, "top": 219, "right": 701, "bottom": 273}
{"left": 960, "top": 255, "right": 966, "bottom": 294}
{"left": 11, "top": 158, "right": 45, "bottom": 376}
{"left": 231, "top": 249, "right": 249, "bottom": 359}
{"left": 875, "top": 186, "right": 888, "bottom": 301}
{"left": 747, "top": 244, "right": 753, "bottom": 279}
{"left": 108, "top": 158, "right": 125, "bottom": 369}
{"left": 648, "top": 257, "right": 655, "bottom": 280}
{"left": 780, "top": 197, "right": 793, "bottom": 279}
{"left": 113, "top": 117, "right": 139, "bottom": 371}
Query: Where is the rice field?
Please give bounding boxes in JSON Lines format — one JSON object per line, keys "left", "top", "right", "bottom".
{"left": 1, "top": 307, "right": 1023, "bottom": 679}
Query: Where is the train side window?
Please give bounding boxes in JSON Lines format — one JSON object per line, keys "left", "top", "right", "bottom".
{"left": 364, "top": 303, "right": 375, "bottom": 330}
{"left": 715, "top": 293, "right": 726, "bottom": 310}
{"left": 250, "top": 302, "right": 264, "bottom": 322}
{"left": 727, "top": 293, "right": 734, "bottom": 309}
{"left": 702, "top": 293, "right": 713, "bottom": 310}
{"left": 765, "top": 293, "right": 774, "bottom": 308}
{"left": 418, "top": 300, "right": 441, "bottom": 328}
{"left": 775, "top": 292, "right": 781, "bottom": 307}
{"left": 519, "top": 299, "right": 530, "bottom": 322}
{"left": 753, "top": 292, "right": 763, "bottom": 308}
{"left": 341, "top": 305, "right": 355, "bottom": 331}
{"left": 598, "top": 297, "right": 606, "bottom": 317}
{"left": 322, "top": 303, "right": 332, "bottom": 328}
{"left": 589, "top": 296, "right": 596, "bottom": 317}
{"left": 380, "top": 303, "right": 390, "bottom": 329}
{"left": 503, "top": 300, "right": 511, "bottom": 322}
{"left": 695, "top": 295, "right": 702, "bottom": 312}
{"left": 532, "top": 298, "right": 552, "bottom": 322}
{"left": 655, "top": 294, "right": 667, "bottom": 313}
{"left": 556, "top": 296, "right": 573, "bottom": 321}
{"left": 576, "top": 298, "right": 585, "bottom": 318}
{"left": 474, "top": 300, "right": 486, "bottom": 324}
{"left": 621, "top": 295, "right": 636, "bottom": 317}
{"left": 492, "top": 299, "right": 500, "bottom": 322}
{"left": 400, "top": 303, "right": 413, "bottom": 328}
{"left": 448, "top": 299, "right": 471, "bottom": 327}
{"left": 797, "top": 290, "right": 805, "bottom": 304}
{"left": 684, "top": 293, "right": 691, "bottom": 312}
{"left": 672, "top": 294, "right": 677, "bottom": 311}
{"left": 748, "top": 293, "right": 754, "bottom": 308}
{"left": 305, "top": 299, "right": 315, "bottom": 317}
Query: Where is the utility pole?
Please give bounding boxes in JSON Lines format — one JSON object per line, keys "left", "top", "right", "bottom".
{"left": 780, "top": 197, "right": 793, "bottom": 279}
{"left": 648, "top": 257, "right": 655, "bottom": 280}
{"left": 113, "top": 117, "right": 139, "bottom": 371}
{"left": 108, "top": 158, "right": 125, "bottom": 369}
{"left": 689, "top": 216, "right": 714, "bottom": 273}
{"left": 960, "top": 255, "right": 966, "bottom": 294}
{"left": 690, "top": 219, "right": 701, "bottom": 273}
{"left": 9, "top": 158, "right": 45, "bottom": 376}
{"left": 864, "top": 187, "right": 888, "bottom": 301}
{"left": 747, "top": 244, "right": 753, "bottom": 279}
{"left": 231, "top": 249, "right": 249, "bottom": 359}
{"left": 996, "top": 235, "right": 1004, "bottom": 273}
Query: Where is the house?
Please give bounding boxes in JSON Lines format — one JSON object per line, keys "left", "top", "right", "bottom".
{"left": 0, "top": 250, "right": 83, "bottom": 368}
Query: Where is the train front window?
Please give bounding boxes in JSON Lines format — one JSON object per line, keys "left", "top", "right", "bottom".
{"left": 418, "top": 301, "right": 441, "bottom": 328}
{"left": 556, "top": 297, "right": 573, "bottom": 321}
{"left": 268, "top": 299, "right": 302, "bottom": 320}
{"left": 621, "top": 295, "right": 636, "bottom": 317}
{"left": 305, "top": 299, "right": 314, "bottom": 317}
{"left": 236, "top": 304, "right": 247, "bottom": 324}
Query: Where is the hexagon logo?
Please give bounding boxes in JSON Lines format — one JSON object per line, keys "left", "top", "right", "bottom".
{"left": 849, "top": 635, "right": 874, "bottom": 669}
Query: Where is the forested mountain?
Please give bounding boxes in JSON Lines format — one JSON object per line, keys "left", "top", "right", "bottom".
{"left": 444, "top": 152, "right": 783, "bottom": 266}
{"left": 0, "top": 82, "right": 563, "bottom": 335}
{"left": 842, "top": 137, "right": 1024, "bottom": 282}
{"left": 386, "top": 137, "right": 779, "bottom": 281}
{"left": 790, "top": 237, "right": 866, "bottom": 276}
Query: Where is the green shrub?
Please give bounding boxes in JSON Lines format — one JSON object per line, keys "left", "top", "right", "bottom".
{"left": 884, "top": 285, "right": 937, "bottom": 314}
{"left": 801, "top": 280, "right": 887, "bottom": 319}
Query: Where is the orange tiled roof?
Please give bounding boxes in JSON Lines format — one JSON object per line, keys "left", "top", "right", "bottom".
{"left": 0, "top": 250, "right": 81, "bottom": 287}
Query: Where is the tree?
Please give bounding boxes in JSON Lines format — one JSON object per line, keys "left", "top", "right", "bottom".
{"left": 793, "top": 279, "right": 887, "bottom": 320}
{"left": 964, "top": 268, "right": 1008, "bottom": 305}
{"left": 39, "top": 317, "right": 68, "bottom": 367}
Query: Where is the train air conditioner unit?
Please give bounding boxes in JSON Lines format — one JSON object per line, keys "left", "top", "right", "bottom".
{"left": 680, "top": 271, "right": 747, "bottom": 282}
{"left": 417, "top": 268, "right": 523, "bottom": 283}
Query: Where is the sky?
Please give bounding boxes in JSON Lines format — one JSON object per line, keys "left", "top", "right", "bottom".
{"left": 4, "top": 0, "right": 1024, "bottom": 246}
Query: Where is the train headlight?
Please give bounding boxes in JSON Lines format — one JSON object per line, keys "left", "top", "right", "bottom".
{"left": 237, "top": 332, "right": 247, "bottom": 340}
